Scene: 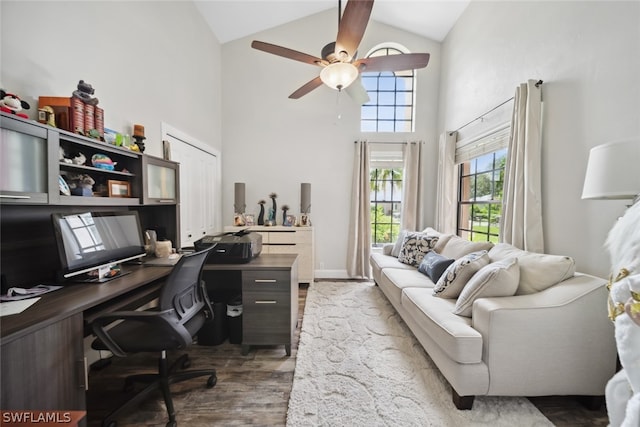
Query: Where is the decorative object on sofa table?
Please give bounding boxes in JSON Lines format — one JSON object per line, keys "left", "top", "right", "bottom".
{"left": 234, "top": 183, "right": 246, "bottom": 214}
{"left": 267, "top": 192, "right": 277, "bottom": 225}
{"left": 91, "top": 153, "right": 115, "bottom": 171}
{"left": 132, "top": 124, "right": 146, "bottom": 152}
{"left": 0, "top": 89, "right": 30, "bottom": 119}
{"left": 257, "top": 199, "right": 266, "bottom": 225}
{"left": 281, "top": 204, "right": 289, "bottom": 225}
{"left": 244, "top": 214, "right": 255, "bottom": 226}
{"left": 300, "top": 183, "right": 311, "bottom": 226}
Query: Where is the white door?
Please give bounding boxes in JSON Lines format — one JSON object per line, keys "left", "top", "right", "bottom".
{"left": 162, "top": 124, "right": 221, "bottom": 249}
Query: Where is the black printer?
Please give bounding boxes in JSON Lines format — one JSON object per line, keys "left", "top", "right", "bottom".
{"left": 194, "top": 230, "right": 262, "bottom": 264}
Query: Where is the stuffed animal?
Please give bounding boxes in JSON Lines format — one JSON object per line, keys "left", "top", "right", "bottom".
{"left": 0, "top": 89, "right": 30, "bottom": 118}
{"left": 72, "top": 80, "right": 99, "bottom": 106}
{"left": 605, "top": 200, "right": 640, "bottom": 427}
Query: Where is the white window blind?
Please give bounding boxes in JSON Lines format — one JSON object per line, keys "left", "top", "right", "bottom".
{"left": 455, "top": 122, "right": 510, "bottom": 164}
{"left": 370, "top": 144, "right": 404, "bottom": 169}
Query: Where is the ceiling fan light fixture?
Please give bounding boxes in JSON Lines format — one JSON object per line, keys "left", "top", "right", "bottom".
{"left": 320, "top": 62, "right": 359, "bottom": 91}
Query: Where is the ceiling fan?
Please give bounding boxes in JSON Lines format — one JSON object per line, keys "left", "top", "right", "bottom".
{"left": 251, "top": 0, "right": 430, "bottom": 103}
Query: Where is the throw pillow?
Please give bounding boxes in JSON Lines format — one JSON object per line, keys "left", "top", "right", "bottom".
{"left": 391, "top": 230, "right": 408, "bottom": 258}
{"left": 433, "top": 250, "right": 490, "bottom": 298}
{"left": 439, "top": 235, "right": 494, "bottom": 259}
{"left": 397, "top": 232, "right": 439, "bottom": 267}
{"left": 418, "top": 251, "right": 455, "bottom": 283}
{"left": 453, "top": 257, "right": 520, "bottom": 317}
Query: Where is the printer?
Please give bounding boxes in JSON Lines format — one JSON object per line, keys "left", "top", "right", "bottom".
{"left": 194, "top": 230, "right": 262, "bottom": 264}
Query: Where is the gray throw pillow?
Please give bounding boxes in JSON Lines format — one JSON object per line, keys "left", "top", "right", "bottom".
{"left": 391, "top": 230, "right": 408, "bottom": 258}
{"left": 418, "top": 252, "right": 454, "bottom": 283}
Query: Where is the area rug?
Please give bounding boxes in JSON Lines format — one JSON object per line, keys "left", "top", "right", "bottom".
{"left": 286, "top": 281, "right": 553, "bottom": 427}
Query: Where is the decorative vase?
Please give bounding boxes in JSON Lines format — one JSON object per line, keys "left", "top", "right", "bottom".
{"left": 257, "top": 202, "right": 265, "bottom": 225}
{"left": 269, "top": 193, "right": 277, "bottom": 224}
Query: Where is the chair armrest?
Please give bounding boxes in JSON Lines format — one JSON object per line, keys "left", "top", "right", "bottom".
{"left": 92, "top": 309, "right": 193, "bottom": 357}
{"left": 471, "top": 273, "right": 616, "bottom": 395}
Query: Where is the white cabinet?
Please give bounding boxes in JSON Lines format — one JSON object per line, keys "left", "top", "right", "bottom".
{"left": 225, "top": 225, "right": 314, "bottom": 283}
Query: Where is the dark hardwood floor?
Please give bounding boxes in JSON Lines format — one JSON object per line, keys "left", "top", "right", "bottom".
{"left": 86, "top": 282, "right": 609, "bottom": 426}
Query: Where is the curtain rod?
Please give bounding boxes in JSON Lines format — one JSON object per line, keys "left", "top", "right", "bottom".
{"left": 449, "top": 80, "right": 543, "bottom": 136}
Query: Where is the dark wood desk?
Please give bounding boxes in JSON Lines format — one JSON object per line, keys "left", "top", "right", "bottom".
{"left": 202, "top": 254, "right": 299, "bottom": 356}
{"left": 0, "top": 265, "right": 172, "bottom": 420}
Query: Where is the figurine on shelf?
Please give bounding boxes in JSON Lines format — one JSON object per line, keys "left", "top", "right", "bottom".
{"left": 0, "top": 89, "right": 30, "bottom": 119}
{"left": 281, "top": 204, "right": 289, "bottom": 226}
{"left": 72, "top": 80, "right": 99, "bottom": 106}
{"left": 132, "top": 124, "right": 146, "bottom": 153}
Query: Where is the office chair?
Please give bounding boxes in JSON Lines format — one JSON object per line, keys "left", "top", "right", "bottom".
{"left": 91, "top": 246, "right": 217, "bottom": 427}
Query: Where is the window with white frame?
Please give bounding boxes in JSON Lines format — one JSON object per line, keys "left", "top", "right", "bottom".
{"left": 455, "top": 124, "right": 510, "bottom": 243}
{"left": 361, "top": 45, "right": 416, "bottom": 132}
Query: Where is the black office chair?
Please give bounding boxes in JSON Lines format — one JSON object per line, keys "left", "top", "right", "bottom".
{"left": 91, "top": 246, "right": 217, "bottom": 427}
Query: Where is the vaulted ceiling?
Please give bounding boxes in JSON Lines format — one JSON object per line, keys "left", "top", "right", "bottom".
{"left": 194, "top": 0, "right": 470, "bottom": 44}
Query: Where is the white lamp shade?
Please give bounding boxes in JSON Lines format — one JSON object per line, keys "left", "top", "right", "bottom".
{"left": 320, "top": 62, "right": 358, "bottom": 91}
{"left": 581, "top": 139, "right": 640, "bottom": 200}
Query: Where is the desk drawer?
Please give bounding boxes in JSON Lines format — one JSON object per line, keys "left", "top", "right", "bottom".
{"left": 242, "top": 270, "right": 290, "bottom": 291}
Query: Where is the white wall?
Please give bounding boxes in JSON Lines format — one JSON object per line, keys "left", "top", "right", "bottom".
{"left": 439, "top": 1, "right": 640, "bottom": 278}
{"left": 0, "top": 1, "right": 222, "bottom": 157}
{"left": 221, "top": 9, "right": 441, "bottom": 277}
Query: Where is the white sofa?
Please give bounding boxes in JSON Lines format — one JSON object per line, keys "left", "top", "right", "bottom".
{"left": 370, "top": 227, "right": 617, "bottom": 409}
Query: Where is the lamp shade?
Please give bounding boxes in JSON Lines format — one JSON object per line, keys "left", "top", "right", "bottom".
{"left": 320, "top": 62, "right": 358, "bottom": 91}
{"left": 581, "top": 139, "right": 640, "bottom": 200}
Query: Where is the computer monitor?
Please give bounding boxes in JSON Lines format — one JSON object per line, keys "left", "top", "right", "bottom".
{"left": 52, "top": 210, "right": 146, "bottom": 282}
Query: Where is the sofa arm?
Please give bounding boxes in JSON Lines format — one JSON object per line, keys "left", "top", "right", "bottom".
{"left": 471, "top": 273, "right": 617, "bottom": 396}
{"left": 382, "top": 244, "right": 395, "bottom": 256}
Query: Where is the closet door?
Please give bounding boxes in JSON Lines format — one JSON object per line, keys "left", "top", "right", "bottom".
{"left": 162, "top": 126, "right": 220, "bottom": 249}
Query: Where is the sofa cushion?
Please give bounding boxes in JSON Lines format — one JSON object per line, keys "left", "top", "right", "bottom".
{"left": 418, "top": 252, "right": 455, "bottom": 283}
{"left": 379, "top": 268, "right": 436, "bottom": 308}
{"left": 453, "top": 257, "right": 520, "bottom": 317}
{"left": 397, "top": 232, "right": 439, "bottom": 266}
{"left": 370, "top": 253, "right": 415, "bottom": 283}
{"left": 401, "top": 287, "right": 483, "bottom": 364}
{"left": 488, "top": 243, "right": 576, "bottom": 295}
{"left": 439, "top": 235, "right": 494, "bottom": 259}
{"left": 433, "top": 250, "right": 490, "bottom": 298}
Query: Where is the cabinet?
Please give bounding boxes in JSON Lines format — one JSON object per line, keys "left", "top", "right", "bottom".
{"left": 0, "top": 114, "right": 57, "bottom": 204}
{"left": 225, "top": 225, "right": 314, "bottom": 283}
{"left": 141, "top": 155, "right": 179, "bottom": 204}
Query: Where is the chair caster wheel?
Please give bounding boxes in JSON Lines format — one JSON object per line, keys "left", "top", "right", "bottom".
{"left": 207, "top": 375, "right": 217, "bottom": 388}
{"left": 181, "top": 357, "right": 191, "bottom": 370}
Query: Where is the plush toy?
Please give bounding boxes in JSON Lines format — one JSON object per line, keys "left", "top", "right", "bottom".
{"left": 72, "top": 80, "right": 99, "bottom": 106}
{"left": 605, "top": 200, "right": 640, "bottom": 427}
{"left": 0, "top": 89, "right": 30, "bottom": 118}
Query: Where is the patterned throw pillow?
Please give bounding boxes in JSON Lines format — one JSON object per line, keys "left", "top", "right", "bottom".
{"left": 418, "top": 252, "right": 455, "bottom": 283}
{"left": 453, "top": 257, "right": 520, "bottom": 317}
{"left": 397, "top": 232, "right": 439, "bottom": 267}
{"left": 433, "top": 250, "right": 490, "bottom": 298}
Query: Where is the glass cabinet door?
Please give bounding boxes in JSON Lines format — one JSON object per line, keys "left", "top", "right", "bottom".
{"left": 142, "top": 155, "right": 179, "bottom": 204}
{"left": 0, "top": 116, "right": 51, "bottom": 204}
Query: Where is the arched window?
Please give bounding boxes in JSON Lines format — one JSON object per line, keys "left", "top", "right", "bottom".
{"left": 361, "top": 44, "right": 416, "bottom": 132}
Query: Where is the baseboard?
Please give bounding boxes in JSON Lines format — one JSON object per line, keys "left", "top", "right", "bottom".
{"left": 314, "top": 269, "right": 350, "bottom": 280}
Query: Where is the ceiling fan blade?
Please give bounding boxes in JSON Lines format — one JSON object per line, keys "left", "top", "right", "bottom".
{"left": 345, "top": 77, "right": 370, "bottom": 105}
{"left": 289, "top": 76, "right": 324, "bottom": 99}
{"left": 355, "top": 53, "right": 431, "bottom": 73}
{"left": 252, "top": 40, "right": 325, "bottom": 66}
{"left": 335, "top": 0, "right": 374, "bottom": 61}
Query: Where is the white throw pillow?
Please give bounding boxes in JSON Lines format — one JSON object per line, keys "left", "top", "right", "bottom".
{"left": 453, "top": 257, "right": 520, "bottom": 317}
{"left": 391, "top": 230, "right": 408, "bottom": 258}
{"left": 397, "top": 232, "right": 439, "bottom": 267}
{"left": 439, "top": 235, "right": 494, "bottom": 259}
{"left": 433, "top": 250, "right": 490, "bottom": 298}
{"left": 488, "top": 243, "right": 575, "bottom": 295}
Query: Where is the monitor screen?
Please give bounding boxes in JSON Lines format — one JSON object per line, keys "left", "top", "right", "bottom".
{"left": 52, "top": 210, "right": 146, "bottom": 280}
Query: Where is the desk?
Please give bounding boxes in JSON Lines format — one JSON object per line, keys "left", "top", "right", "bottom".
{"left": 0, "top": 265, "right": 172, "bottom": 420}
{"left": 202, "top": 254, "right": 299, "bottom": 356}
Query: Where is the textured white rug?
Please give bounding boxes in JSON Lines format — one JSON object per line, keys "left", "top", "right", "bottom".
{"left": 286, "top": 281, "right": 554, "bottom": 427}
